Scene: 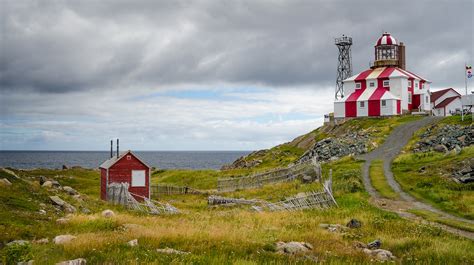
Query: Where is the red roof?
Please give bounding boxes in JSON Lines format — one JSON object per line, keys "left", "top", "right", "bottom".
{"left": 430, "top": 88, "right": 461, "bottom": 103}
{"left": 434, "top": 96, "right": 459, "bottom": 109}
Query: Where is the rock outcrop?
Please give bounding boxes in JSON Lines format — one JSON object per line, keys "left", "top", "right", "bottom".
{"left": 413, "top": 124, "right": 473, "bottom": 153}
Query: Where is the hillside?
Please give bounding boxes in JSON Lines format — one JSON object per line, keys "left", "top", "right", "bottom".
{"left": 1, "top": 115, "right": 473, "bottom": 264}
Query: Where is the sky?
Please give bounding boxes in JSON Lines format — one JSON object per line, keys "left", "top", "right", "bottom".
{"left": 1, "top": 0, "right": 473, "bottom": 151}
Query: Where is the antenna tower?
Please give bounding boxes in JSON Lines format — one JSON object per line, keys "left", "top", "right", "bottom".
{"left": 335, "top": 35, "right": 353, "bottom": 100}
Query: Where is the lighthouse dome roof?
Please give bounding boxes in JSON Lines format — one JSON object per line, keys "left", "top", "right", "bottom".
{"left": 375, "top": 32, "right": 398, "bottom": 46}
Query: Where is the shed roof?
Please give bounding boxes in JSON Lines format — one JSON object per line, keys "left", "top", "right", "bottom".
{"left": 434, "top": 96, "right": 460, "bottom": 109}
{"left": 430, "top": 88, "right": 461, "bottom": 103}
{"left": 99, "top": 150, "right": 150, "bottom": 169}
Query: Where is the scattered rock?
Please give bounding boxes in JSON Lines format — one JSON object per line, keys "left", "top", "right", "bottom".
{"left": 6, "top": 240, "right": 29, "bottom": 246}
{"left": 275, "top": 241, "right": 313, "bottom": 254}
{"left": 51, "top": 180, "right": 61, "bottom": 188}
{"left": 56, "top": 218, "right": 70, "bottom": 225}
{"left": 49, "top": 196, "right": 76, "bottom": 213}
{"left": 302, "top": 175, "right": 314, "bottom": 183}
{"left": 39, "top": 209, "right": 47, "bottom": 215}
{"left": 127, "top": 239, "right": 138, "bottom": 247}
{"left": 414, "top": 124, "right": 473, "bottom": 153}
{"left": 56, "top": 258, "right": 86, "bottom": 265}
{"left": 352, "top": 241, "right": 367, "bottom": 249}
{"left": 102, "top": 209, "right": 115, "bottom": 218}
{"left": 367, "top": 239, "right": 381, "bottom": 250}
{"left": 156, "top": 247, "right": 190, "bottom": 255}
{"left": 81, "top": 207, "right": 91, "bottom": 214}
{"left": 454, "top": 145, "right": 462, "bottom": 154}
{"left": 363, "top": 248, "right": 396, "bottom": 261}
{"left": 17, "top": 260, "right": 34, "bottom": 265}
{"left": 62, "top": 165, "right": 69, "bottom": 170}
{"left": 39, "top": 176, "right": 47, "bottom": 185}
{"left": 433, "top": 144, "right": 448, "bottom": 153}
{"left": 53, "top": 235, "right": 76, "bottom": 245}
{"left": 346, "top": 218, "right": 362, "bottom": 229}
{"left": 418, "top": 166, "right": 426, "bottom": 173}
{"left": 0, "top": 178, "right": 12, "bottom": 186}
{"left": 33, "top": 238, "right": 49, "bottom": 244}
{"left": 42, "top": 181, "right": 53, "bottom": 188}
{"left": 320, "top": 223, "right": 349, "bottom": 233}
{"left": 63, "top": 186, "right": 78, "bottom": 195}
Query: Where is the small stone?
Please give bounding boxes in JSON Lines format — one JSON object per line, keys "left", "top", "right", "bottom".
{"left": 346, "top": 218, "right": 362, "bottom": 229}
{"left": 62, "top": 165, "right": 69, "bottom": 170}
{"left": 275, "top": 241, "right": 312, "bottom": 254}
{"left": 56, "top": 258, "right": 86, "bottom": 265}
{"left": 367, "top": 239, "right": 381, "bottom": 250}
{"left": 42, "top": 181, "right": 53, "bottom": 188}
{"left": 63, "top": 186, "right": 78, "bottom": 195}
{"left": 39, "top": 176, "right": 47, "bottom": 185}
{"left": 53, "top": 235, "right": 76, "bottom": 245}
{"left": 56, "top": 218, "right": 69, "bottom": 225}
{"left": 0, "top": 178, "right": 12, "bottom": 186}
{"left": 127, "top": 239, "right": 138, "bottom": 247}
{"left": 454, "top": 145, "right": 462, "bottom": 155}
{"left": 156, "top": 247, "right": 190, "bottom": 255}
{"left": 81, "top": 208, "right": 91, "bottom": 214}
{"left": 353, "top": 241, "right": 367, "bottom": 249}
{"left": 6, "top": 240, "right": 29, "bottom": 246}
{"left": 17, "top": 260, "right": 34, "bottom": 265}
{"left": 433, "top": 144, "right": 448, "bottom": 153}
{"left": 102, "top": 209, "right": 115, "bottom": 218}
{"left": 39, "top": 209, "right": 47, "bottom": 215}
{"left": 51, "top": 180, "right": 61, "bottom": 188}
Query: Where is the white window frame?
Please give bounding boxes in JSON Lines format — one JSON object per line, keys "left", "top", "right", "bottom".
{"left": 407, "top": 80, "right": 411, "bottom": 87}
{"left": 381, "top": 100, "right": 386, "bottom": 107}
{"left": 360, "top": 101, "right": 365, "bottom": 108}
{"left": 131, "top": 170, "right": 146, "bottom": 187}
{"left": 422, "top": 83, "right": 425, "bottom": 89}
{"left": 425, "top": 96, "right": 429, "bottom": 103}
{"left": 355, "top": 83, "right": 361, "bottom": 89}
{"left": 383, "top": 80, "right": 389, "bottom": 87}
{"left": 408, "top": 92, "right": 412, "bottom": 104}
{"left": 415, "top": 81, "right": 419, "bottom": 88}
{"left": 369, "top": 82, "right": 375, "bottom": 87}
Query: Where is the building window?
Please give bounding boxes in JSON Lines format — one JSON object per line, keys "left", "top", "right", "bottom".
{"left": 360, "top": 101, "right": 365, "bottom": 108}
{"left": 415, "top": 82, "right": 418, "bottom": 88}
{"left": 407, "top": 80, "right": 411, "bottom": 87}
{"left": 408, "top": 92, "right": 412, "bottom": 104}
{"left": 369, "top": 82, "right": 375, "bottom": 87}
{"left": 131, "top": 170, "right": 146, "bottom": 187}
{"left": 381, "top": 100, "right": 386, "bottom": 107}
{"left": 422, "top": 83, "right": 425, "bottom": 89}
{"left": 425, "top": 96, "right": 429, "bottom": 103}
{"left": 355, "top": 83, "right": 361, "bottom": 89}
{"left": 383, "top": 80, "right": 389, "bottom": 87}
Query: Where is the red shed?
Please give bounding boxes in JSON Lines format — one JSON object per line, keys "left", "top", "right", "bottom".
{"left": 100, "top": 149, "right": 151, "bottom": 201}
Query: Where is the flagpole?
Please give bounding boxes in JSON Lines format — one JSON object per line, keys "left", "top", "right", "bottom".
{"left": 466, "top": 62, "right": 468, "bottom": 95}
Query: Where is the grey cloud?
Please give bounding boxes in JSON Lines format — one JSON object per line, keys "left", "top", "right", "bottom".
{"left": 1, "top": 0, "right": 472, "bottom": 94}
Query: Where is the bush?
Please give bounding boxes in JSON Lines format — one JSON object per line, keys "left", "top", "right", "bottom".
{"left": 2, "top": 243, "right": 33, "bottom": 264}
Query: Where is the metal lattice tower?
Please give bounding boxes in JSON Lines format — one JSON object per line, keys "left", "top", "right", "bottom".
{"left": 335, "top": 35, "right": 353, "bottom": 100}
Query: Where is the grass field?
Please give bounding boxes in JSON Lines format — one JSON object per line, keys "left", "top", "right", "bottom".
{"left": 2, "top": 158, "right": 474, "bottom": 264}
{"left": 369, "top": 160, "right": 399, "bottom": 199}
{"left": 408, "top": 209, "right": 474, "bottom": 233}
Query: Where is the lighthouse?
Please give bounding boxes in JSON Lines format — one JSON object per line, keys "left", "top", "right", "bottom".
{"left": 334, "top": 32, "right": 431, "bottom": 118}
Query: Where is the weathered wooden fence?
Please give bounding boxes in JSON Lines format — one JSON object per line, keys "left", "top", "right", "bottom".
{"left": 150, "top": 184, "right": 203, "bottom": 196}
{"left": 209, "top": 173, "right": 337, "bottom": 212}
{"left": 107, "top": 182, "right": 179, "bottom": 214}
{"left": 217, "top": 157, "right": 321, "bottom": 192}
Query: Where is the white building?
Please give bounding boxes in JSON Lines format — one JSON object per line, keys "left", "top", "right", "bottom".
{"left": 431, "top": 88, "right": 462, "bottom": 116}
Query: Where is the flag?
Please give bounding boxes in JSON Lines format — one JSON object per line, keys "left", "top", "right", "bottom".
{"left": 467, "top": 65, "right": 473, "bottom": 78}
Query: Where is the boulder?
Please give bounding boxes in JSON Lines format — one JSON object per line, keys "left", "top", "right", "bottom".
{"left": 56, "top": 258, "right": 86, "bottom": 265}
{"left": 433, "top": 144, "right": 448, "bottom": 153}
{"left": 102, "top": 209, "right": 115, "bottom": 218}
{"left": 42, "top": 181, "right": 53, "bottom": 188}
{"left": 53, "top": 235, "right": 76, "bottom": 245}
{"left": 51, "top": 180, "right": 61, "bottom": 188}
{"left": 50, "top": 196, "right": 76, "bottom": 213}
{"left": 302, "top": 175, "right": 313, "bottom": 183}
{"left": 367, "top": 239, "right": 381, "bottom": 250}
{"left": 39, "top": 176, "right": 47, "bottom": 185}
{"left": 346, "top": 218, "right": 362, "bottom": 229}
{"left": 63, "top": 186, "right": 78, "bottom": 195}
{"left": 275, "top": 241, "right": 313, "bottom": 254}
{"left": 127, "top": 239, "right": 138, "bottom": 247}
{"left": 62, "top": 165, "right": 69, "bottom": 170}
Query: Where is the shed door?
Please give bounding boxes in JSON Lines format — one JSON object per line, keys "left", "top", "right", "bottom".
{"left": 131, "top": 170, "right": 146, "bottom": 187}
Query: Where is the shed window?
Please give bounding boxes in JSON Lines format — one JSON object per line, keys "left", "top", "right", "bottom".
{"left": 356, "top": 83, "right": 361, "bottom": 89}
{"left": 369, "top": 82, "right": 375, "bottom": 87}
{"left": 131, "top": 170, "right": 146, "bottom": 187}
{"left": 383, "top": 80, "right": 389, "bottom": 87}
{"left": 381, "top": 100, "right": 386, "bottom": 107}
{"left": 360, "top": 101, "right": 365, "bottom": 108}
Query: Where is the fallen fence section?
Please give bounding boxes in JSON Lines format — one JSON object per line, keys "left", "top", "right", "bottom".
{"left": 151, "top": 184, "right": 204, "bottom": 196}
{"left": 217, "top": 157, "right": 321, "bottom": 192}
{"left": 210, "top": 175, "right": 337, "bottom": 212}
{"left": 107, "top": 182, "right": 179, "bottom": 214}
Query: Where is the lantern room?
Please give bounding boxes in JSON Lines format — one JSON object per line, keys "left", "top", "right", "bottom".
{"left": 372, "top": 32, "right": 405, "bottom": 69}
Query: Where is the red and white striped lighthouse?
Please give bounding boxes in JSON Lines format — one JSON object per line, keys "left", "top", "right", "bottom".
{"left": 334, "top": 32, "right": 431, "bottom": 118}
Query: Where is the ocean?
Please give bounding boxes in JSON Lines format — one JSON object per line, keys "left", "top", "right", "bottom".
{"left": 0, "top": 151, "right": 250, "bottom": 170}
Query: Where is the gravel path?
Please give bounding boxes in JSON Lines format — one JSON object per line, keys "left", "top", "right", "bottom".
{"left": 360, "top": 116, "right": 474, "bottom": 239}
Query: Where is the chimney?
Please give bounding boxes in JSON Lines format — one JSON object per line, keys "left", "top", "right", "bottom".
{"left": 110, "top": 140, "right": 113, "bottom": 158}
{"left": 398, "top": 42, "right": 406, "bottom": 70}
{"left": 116, "top": 139, "right": 119, "bottom": 159}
